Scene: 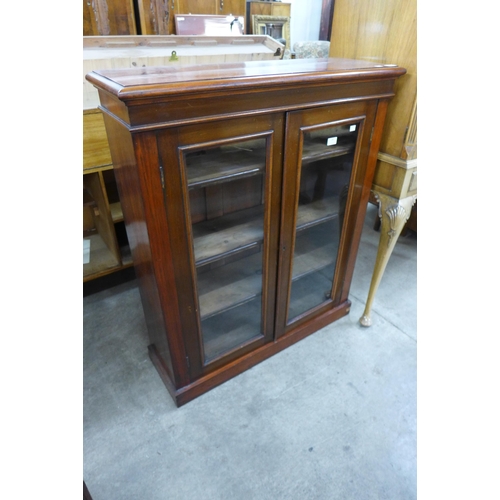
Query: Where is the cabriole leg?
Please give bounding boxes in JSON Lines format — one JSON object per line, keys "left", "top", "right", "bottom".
{"left": 359, "top": 192, "right": 417, "bottom": 327}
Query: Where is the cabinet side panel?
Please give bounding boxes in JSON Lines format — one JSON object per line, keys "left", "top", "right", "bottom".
{"left": 101, "top": 114, "right": 176, "bottom": 384}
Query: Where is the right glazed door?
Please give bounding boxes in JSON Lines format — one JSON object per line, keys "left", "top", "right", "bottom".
{"left": 276, "top": 100, "right": 379, "bottom": 335}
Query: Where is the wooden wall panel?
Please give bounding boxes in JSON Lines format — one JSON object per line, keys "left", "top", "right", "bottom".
{"left": 329, "top": 0, "right": 416, "bottom": 158}
{"left": 83, "top": 0, "right": 137, "bottom": 35}
{"left": 137, "top": 0, "right": 171, "bottom": 34}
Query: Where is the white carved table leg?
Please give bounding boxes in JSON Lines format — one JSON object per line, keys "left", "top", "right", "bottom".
{"left": 359, "top": 192, "right": 417, "bottom": 327}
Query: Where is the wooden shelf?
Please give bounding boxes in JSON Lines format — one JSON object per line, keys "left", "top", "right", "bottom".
{"left": 187, "top": 147, "right": 266, "bottom": 190}
{"left": 197, "top": 217, "right": 339, "bottom": 321}
{"left": 202, "top": 296, "right": 264, "bottom": 363}
{"left": 83, "top": 234, "right": 121, "bottom": 280}
{"left": 291, "top": 242, "right": 336, "bottom": 281}
{"left": 293, "top": 216, "right": 339, "bottom": 274}
{"left": 301, "top": 125, "right": 358, "bottom": 165}
{"left": 171, "top": 186, "right": 340, "bottom": 322}
{"left": 193, "top": 196, "right": 340, "bottom": 267}
{"left": 197, "top": 238, "right": 337, "bottom": 323}
{"left": 287, "top": 267, "right": 336, "bottom": 320}
{"left": 192, "top": 205, "right": 264, "bottom": 265}
{"left": 197, "top": 249, "right": 263, "bottom": 320}
{"left": 286, "top": 217, "right": 340, "bottom": 320}
{"left": 296, "top": 196, "right": 339, "bottom": 231}
{"left": 301, "top": 141, "right": 354, "bottom": 165}
{"left": 198, "top": 227, "right": 337, "bottom": 353}
{"left": 83, "top": 109, "right": 113, "bottom": 173}
{"left": 82, "top": 169, "right": 132, "bottom": 282}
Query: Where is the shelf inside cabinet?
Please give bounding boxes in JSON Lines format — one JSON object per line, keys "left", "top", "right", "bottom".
{"left": 187, "top": 147, "right": 266, "bottom": 190}
{"left": 291, "top": 241, "right": 337, "bottom": 281}
{"left": 202, "top": 296, "right": 264, "bottom": 363}
{"left": 301, "top": 125, "right": 358, "bottom": 165}
{"left": 287, "top": 217, "right": 341, "bottom": 320}
{"left": 197, "top": 229, "right": 339, "bottom": 324}
{"left": 197, "top": 249, "right": 262, "bottom": 320}
{"left": 196, "top": 218, "right": 341, "bottom": 322}
{"left": 192, "top": 196, "right": 340, "bottom": 267}
{"left": 193, "top": 196, "right": 342, "bottom": 319}
{"left": 287, "top": 266, "right": 336, "bottom": 320}
{"left": 293, "top": 217, "right": 340, "bottom": 273}
{"left": 192, "top": 205, "right": 264, "bottom": 265}
{"left": 197, "top": 247, "right": 265, "bottom": 362}
{"left": 296, "top": 196, "right": 340, "bottom": 231}
{"left": 301, "top": 142, "right": 354, "bottom": 165}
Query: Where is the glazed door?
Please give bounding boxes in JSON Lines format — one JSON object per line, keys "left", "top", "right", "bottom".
{"left": 157, "top": 114, "right": 284, "bottom": 377}
{"left": 276, "top": 100, "right": 378, "bottom": 335}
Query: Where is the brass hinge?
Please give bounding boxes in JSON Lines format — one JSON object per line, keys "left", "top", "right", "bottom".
{"left": 186, "top": 356, "right": 190, "bottom": 368}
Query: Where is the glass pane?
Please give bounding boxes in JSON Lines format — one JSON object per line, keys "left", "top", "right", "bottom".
{"left": 185, "top": 138, "right": 267, "bottom": 363}
{"left": 287, "top": 122, "right": 359, "bottom": 322}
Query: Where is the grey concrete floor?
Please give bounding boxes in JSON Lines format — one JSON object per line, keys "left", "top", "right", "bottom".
{"left": 83, "top": 202, "right": 417, "bottom": 500}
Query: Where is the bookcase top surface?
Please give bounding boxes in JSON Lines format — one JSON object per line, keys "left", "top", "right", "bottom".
{"left": 86, "top": 58, "right": 406, "bottom": 103}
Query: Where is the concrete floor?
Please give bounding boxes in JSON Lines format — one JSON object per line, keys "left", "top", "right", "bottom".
{"left": 83, "top": 203, "right": 417, "bottom": 500}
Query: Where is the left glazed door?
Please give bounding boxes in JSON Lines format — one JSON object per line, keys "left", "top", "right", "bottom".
{"left": 156, "top": 114, "right": 284, "bottom": 378}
